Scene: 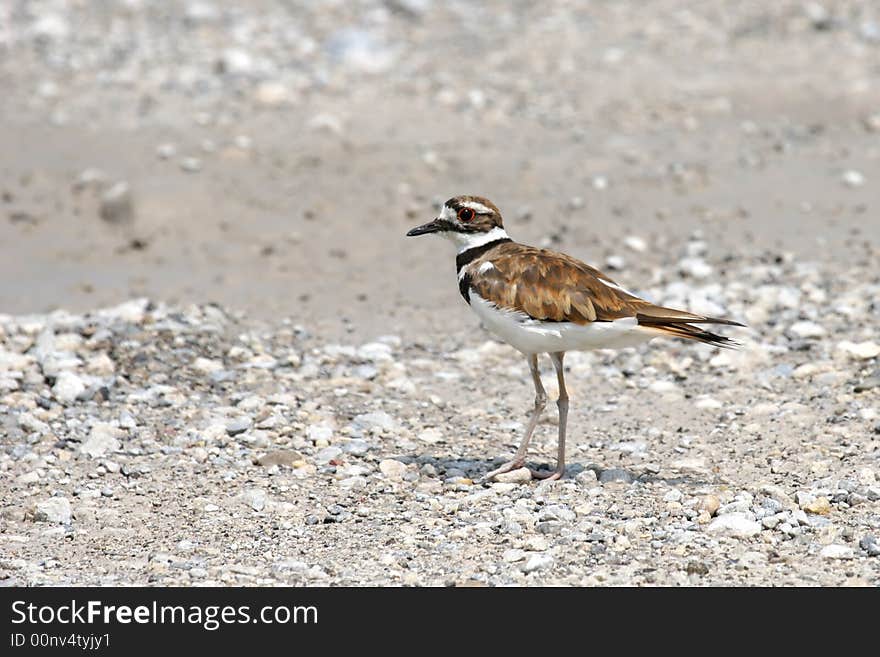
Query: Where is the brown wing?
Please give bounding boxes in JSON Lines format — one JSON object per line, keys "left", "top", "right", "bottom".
{"left": 468, "top": 243, "right": 648, "bottom": 324}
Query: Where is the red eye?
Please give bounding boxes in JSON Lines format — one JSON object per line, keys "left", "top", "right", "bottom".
{"left": 458, "top": 207, "right": 475, "bottom": 222}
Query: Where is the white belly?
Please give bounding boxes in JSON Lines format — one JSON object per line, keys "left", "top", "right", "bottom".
{"left": 469, "top": 293, "right": 655, "bottom": 354}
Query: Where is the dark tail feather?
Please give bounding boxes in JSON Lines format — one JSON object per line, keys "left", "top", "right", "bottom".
{"left": 638, "top": 319, "right": 741, "bottom": 348}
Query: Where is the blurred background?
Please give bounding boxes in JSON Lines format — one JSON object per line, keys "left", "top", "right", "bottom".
{"left": 1, "top": 0, "right": 878, "bottom": 340}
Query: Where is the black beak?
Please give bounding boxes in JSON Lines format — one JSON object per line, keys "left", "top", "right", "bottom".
{"left": 406, "top": 218, "right": 444, "bottom": 237}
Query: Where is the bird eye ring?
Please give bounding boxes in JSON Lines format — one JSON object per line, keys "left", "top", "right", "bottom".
{"left": 458, "top": 207, "right": 475, "bottom": 222}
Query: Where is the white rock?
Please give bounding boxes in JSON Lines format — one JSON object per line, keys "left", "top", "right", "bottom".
{"left": 34, "top": 497, "right": 72, "bottom": 524}
{"left": 357, "top": 342, "right": 393, "bottom": 362}
{"left": 679, "top": 257, "right": 713, "bottom": 279}
{"left": 841, "top": 170, "right": 865, "bottom": 188}
{"left": 502, "top": 549, "right": 527, "bottom": 563}
{"left": 242, "top": 489, "right": 267, "bottom": 512}
{"left": 663, "top": 489, "right": 683, "bottom": 502}
{"left": 352, "top": 411, "right": 396, "bottom": 432}
{"left": 493, "top": 467, "right": 532, "bottom": 484}
{"left": 219, "top": 48, "right": 255, "bottom": 75}
{"left": 52, "top": 371, "right": 85, "bottom": 404}
{"left": 379, "top": 459, "right": 407, "bottom": 479}
{"left": 307, "top": 423, "right": 334, "bottom": 443}
{"left": 707, "top": 513, "right": 761, "bottom": 538}
{"left": 836, "top": 340, "right": 880, "bottom": 360}
{"left": 80, "top": 423, "right": 122, "bottom": 458}
{"left": 695, "top": 397, "right": 723, "bottom": 410}
{"left": 18, "top": 412, "right": 50, "bottom": 434}
{"left": 623, "top": 235, "right": 647, "bottom": 252}
{"left": 192, "top": 357, "right": 224, "bottom": 374}
{"left": 417, "top": 428, "right": 443, "bottom": 444}
{"left": 521, "top": 553, "right": 554, "bottom": 573}
{"left": 820, "top": 544, "right": 854, "bottom": 559}
{"left": 789, "top": 321, "right": 825, "bottom": 339}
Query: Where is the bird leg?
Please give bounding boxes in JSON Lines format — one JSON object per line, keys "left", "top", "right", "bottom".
{"left": 530, "top": 351, "right": 568, "bottom": 481}
{"left": 480, "top": 353, "right": 546, "bottom": 482}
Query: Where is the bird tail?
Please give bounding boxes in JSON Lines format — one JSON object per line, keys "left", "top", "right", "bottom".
{"left": 636, "top": 305, "right": 744, "bottom": 348}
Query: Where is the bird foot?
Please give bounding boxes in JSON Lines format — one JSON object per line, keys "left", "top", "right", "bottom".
{"left": 529, "top": 467, "right": 563, "bottom": 481}
{"left": 478, "top": 457, "right": 526, "bottom": 484}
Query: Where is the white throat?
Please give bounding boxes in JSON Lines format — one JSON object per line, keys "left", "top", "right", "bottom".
{"left": 446, "top": 226, "right": 511, "bottom": 253}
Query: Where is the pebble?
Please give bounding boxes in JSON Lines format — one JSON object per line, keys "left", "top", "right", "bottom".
{"left": 180, "top": 157, "right": 202, "bottom": 173}
{"left": 707, "top": 513, "right": 761, "bottom": 538}
{"left": 34, "top": 497, "right": 72, "bottom": 524}
{"left": 241, "top": 489, "right": 267, "bottom": 512}
{"left": 352, "top": 411, "right": 396, "bottom": 432}
{"left": 99, "top": 181, "right": 134, "bottom": 224}
{"left": 255, "top": 450, "right": 304, "bottom": 468}
{"left": 801, "top": 496, "right": 831, "bottom": 515}
{"left": 859, "top": 535, "right": 880, "bottom": 557}
{"left": 819, "top": 544, "right": 854, "bottom": 560}
{"left": 836, "top": 341, "right": 880, "bottom": 360}
{"left": 598, "top": 468, "right": 634, "bottom": 484}
{"left": 841, "top": 170, "right": 865, "bottom": 188}
{"left": 521, "top": 553, "right": 554, "bottom": 574}
{"left": 379, "top": 459, "right": 407, "bottom": 479}
{"left": 52, "top": 371, "right": 85, "bottom": 404}
{"left": 225, "top": 417, "right": 252, "bottom": 436}
{"left": 788, "top": 321, "right": 825, "bottom": 339}
{"left": 624, "top": 235, "right": 646, "bottom": 252}
{"left": 502, "top": 549, "right": 526, "bottom": 563}
{"left": 493, "top": 467, "right": 532, "bottom": 484}
{"left": 80, "top": 423, "right": 122, "bottom": 458}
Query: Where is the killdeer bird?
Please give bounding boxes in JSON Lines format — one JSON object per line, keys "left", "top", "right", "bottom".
{"left": 407, "top": 195, "right": 743, "bottom": 482}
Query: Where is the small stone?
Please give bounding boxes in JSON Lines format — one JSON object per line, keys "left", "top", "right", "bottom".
{"left": 180, "top": 157, "right": 202, "bottom": 173}
{"left": 605, "top": 255, "right": 625, "bottom": 270}
{"left": 34, "top": 497, "right": 72, "bottom": 524}
{"left": 686, "top": 561, "right": 709, "bottom": 575}
{"left": 379, "top": 459, "right": 407, "bottom": 479}
{"left": 521, "top": 553, "right": 553, "bottom": 574}
{"left": 624, "top": 235, "right": 646, "bottom": 252}
{"left": 841, "top": 170, "right": 865, "bottom": 188}
{"left": 80, "top": 423, "right": 122, "bottom": 458}
{"left": 502, "top": 549, "right": 526, "bottom": 563}
{"left": 575, "top": 469, "right": 598, "bottom": 485}
{"left": 315, "top": 446, "right": 343, "bottom": 464}
{"left": 256, "top": 450, "right": 304, "bottom": 468}
{"left": 859, "top": 535, "right": 880, "bottom": 557}
{"left": 663, "top": 489, "right": 683, "bottom": 502}
{"left": 599, "top": 468, "right": 634, "bottom": 484}
{"left": 820, "top": 544, "right": 854, "bottom": 560}
{"left": 352, "top": 411, "right": 396, "bottom": 432}
{"left": 52, "top": 371, "right": 85, "bottom": 404}
{"left": 802, "top": 496, "right": 831, "bottom": 515}
{"left": 156, "top": 143, "right": 177, "bottom": 159}
{"left": 99, "top": 182, "right": 134, "bottom": 225}
{"left": 18, "top": 412, "right": 49, "bottom": 434}
{"left": 707, "top": 513, "right": 761, "bottom": 538}
{"left": 679, "top": 257, "right": 713, "bottom": 279}
{"left": 493, "top": 467, "right": 532, "bottom": 484}
{"left": 224, "top": 417, "right": 251, "bottom": 436}
{"left": 192, "top": 357, "right": 224, "bottom": 374}
{"left": 837, "top": 341, "right": 880, "bottom": 360}
{"left": 789, "top": 321, "right": 825, "bottom": 339}
{"left": 242, "top": 489, "right": 267, "bottom": 512}
{"left": 218, "top": 48, "right": 255, "bottom": 75}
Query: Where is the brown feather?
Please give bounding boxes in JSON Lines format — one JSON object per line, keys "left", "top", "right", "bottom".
{"left": 463, "top": 242, "right": 744, "bottom": 345}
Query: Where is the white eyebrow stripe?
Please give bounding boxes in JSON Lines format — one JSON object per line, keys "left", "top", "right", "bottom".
{"left": 458, "top": 200, "right": 494, "bottom": 214}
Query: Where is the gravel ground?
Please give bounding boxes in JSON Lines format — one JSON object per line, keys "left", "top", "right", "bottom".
{"left": 1, "top": 1, "right": 879, "bottom": 585}
{"left": 1, "top": 254, "right": 879, "bottom": 585}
